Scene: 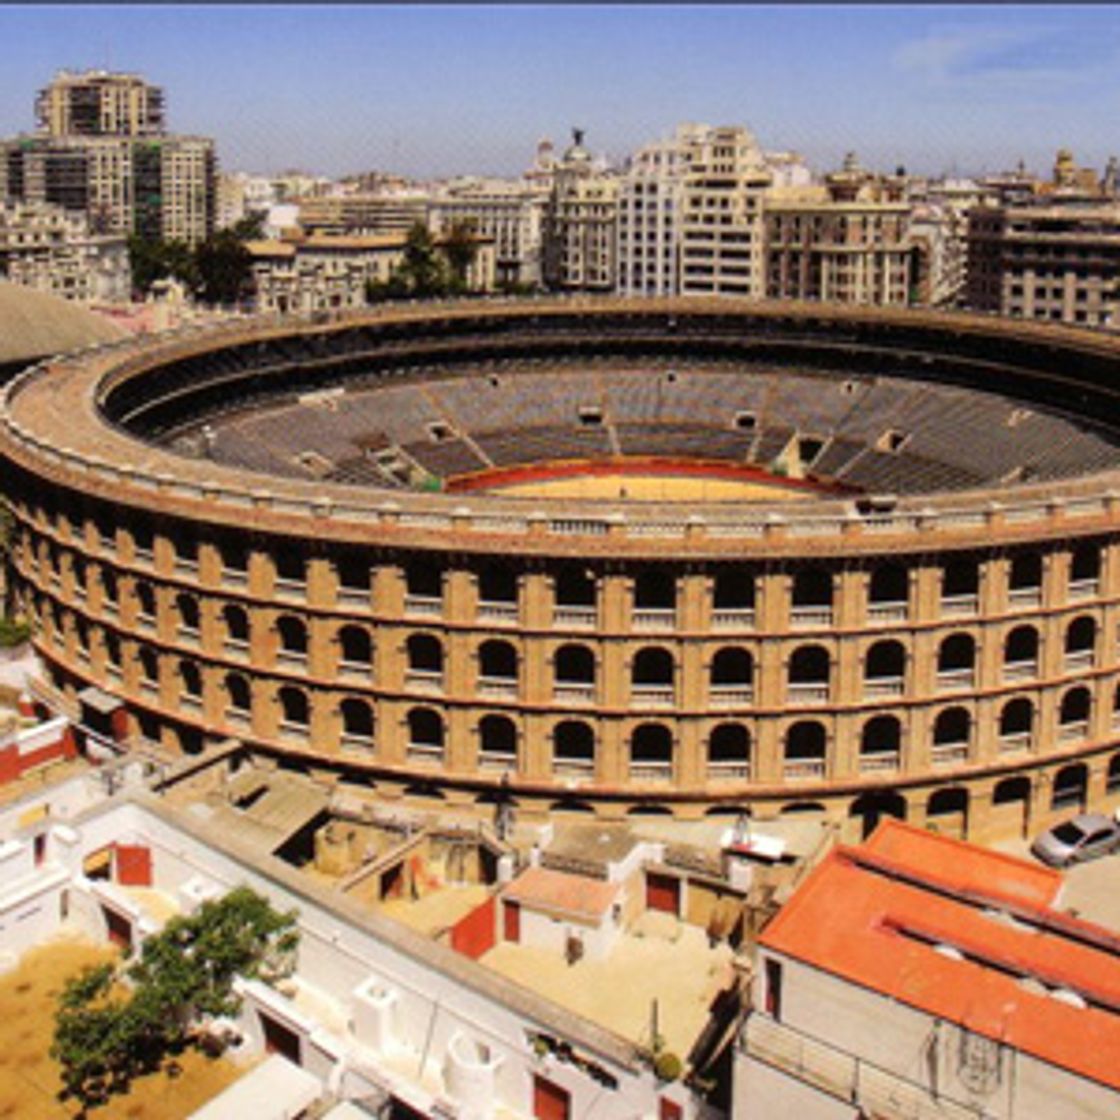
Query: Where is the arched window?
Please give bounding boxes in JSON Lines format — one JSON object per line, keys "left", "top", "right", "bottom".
{"left": 938, "top": 633, "right": 975, "bottom": 672}
{"left": 933, "top": 707, "right": 971, "bottom": 757}
{"left": 225, "top": 672, "right": 251, "bottom": 714}
{"left": 406, "top": 633, "right": 443, "bottom": 675}
{"left": 864, "top": 640, "right": 905, "bottom": 687}
{"left": 479, "top": 639, "right": 517, "bottom": 681}
{"left": 788, "top": 647, "right": 829, "bottom": 702}
{"left": 101, "top": 569, "right": 118, "bottom": 607}
{"left": 277, "top": 615, "right": 308, "bottom": 656}
{"left": 339, "top": 625, "right": 373, "bottom": 671}
{"left": 634, "top": 570, "right": 676, "bottom": 611}
{"left": 999, "top": 698, "right": 1033, "bottom": 749}
{"left": 1008, "top": 552, "right": 1042, "bottom": 594}
{"left": 1065, "top": 616, "right": 1097, "bottom": 664}
{"left": 179, "top": 659, "right": 202, "bottom": 699}
{"left": 555, "top": 643, "right": 595, "bottom": 684}
{"left": 553, "top": 720, "right": 595, "bottom": 775}
{"left": 1070, "top": 543, "right": 1100, "bottom": 595}
{"left": 791, "top": 569, "right": 832, "bottom": 623}
{"left": 405, "top": 559, "right": 443, "bottom": 602}
{"left": 1051, "top": 762, "right": 1088, "bottom": 811}
{"left": 479, "top": 564, "right": 517, "bottom": 605}
{"left": 479, "top": 714, "right": 517, "bottom": 769}
{"left": 1003, "top": 625, "right": 1038, "bottom": 673}
{"left": 632, "top": 647, "right": 674, "bottom": 688}
{"left": 340, "top": 698, "right": 375, "bottom": 746}
{"left": 279, "top": 686, "right": 309, "bottom": 728}
{"left": 860, "top": 716, "right": 901, "bottom": 770}
{"left": 941, "top": 559, "right": 978, "bottom": 602}
{"left": 555, "top": 566, "right": 596, "bottom": 607}
{"left": 407, "top": 707, "right": 444, "bottom": 761}
{"left": 136, "top": 580, "right": 156, "bottom": 621}
{"left": 176, "top": 592, "right": 200, "bottom": 636}
{"left": 630, "top": 723, "right": 673, "bottom": 780}
{"left": 139, "top": 646, "right": 159, "bottom": 685}
{"left": 1059, "top": 686, "right": 1091, "bottom": 739}
{"left": 104, "top": 631, "right": 121, "bottom": 669}
{"left": 708, "top": 723, "right": 751, "bottom": 779}
{"left": 784, "top": 721, "right": 826, "bottom": 778}
{"left": 223, "top": 604, "right": 249, "bottom": 646}
{"left": 711, "top": 647, "right": 753, "bottom": 687}
{"left": 868, "top": 565, "right": 908, "bottom": 612}
{"left": 713, "top": 569, "right": 755, "bottom": 611}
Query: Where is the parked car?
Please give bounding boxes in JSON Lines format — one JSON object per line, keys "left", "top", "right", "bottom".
{"left": 1030, "top": 812, "right": 1120, "bottom": 867}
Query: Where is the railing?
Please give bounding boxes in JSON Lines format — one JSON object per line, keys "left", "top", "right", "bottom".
{"left": 276, "top": 649, "right": 308, "bottom": 671}
{"left": 224, "top": 636, "right": 249, "bottom": 659}
{"left": 553, "top": 758, "right": 594, "bottom": 779}
{"left": 712, "top": 608, "right": 755, "bottom": 630}
{"left": 554, "top": 605, "right": 596, "bottom": 628}
{"left": 404, "top": 594, "right": 442, "bottom": 617}
{"left": 707, "top": 760, "right": 750, "bottom": 780}
{"left": 478, "top": 601, "right": 518, "bottom": 624}
{"left": 222, "top": 568, "right": 249, "bottom": 591}
{"left": 999, "top": 730, "right": 1031, "bottom": 753}
{"left": 743, "top": 1015, "right": 996, "bottom": 1120}
{"left": 340, "top": 733, "right": 374, "bottom": 752}
{"left": 278, "top": 721, "right": 307, "bottom": 743}
{"left": 405, "top": 669, "right": 443, "bottom": 693}
{"left": 1068, "top": 577, "right": 1099, "bottom": 602}
{"left": 136, "top": 611, "right": 156, "bottom": 634}
{"left": 629, "top": 763, "right": 673, "bottom": 783}
{"left": 179, "top": 694, "right": 203, "bottom": 715}
{"left": 710, "top": 685, "right": 754, "bottom": 707}
{"left": 1002, "top": 660, "right": 1037, "bottom": 683}
{"left": 858, "top": 751, "right": 900, "bottom": 774}
{"left": 274, "top": 576, "right": 306, "bottom": 602}
{"left": 633, "top": 608, "right": 675, "bottom": 632}
{"left": 863, "top": 676, "right": 904, "bottom": 699}
{"left": 174, "top": 558, "right": 200, "bottom": 579}
{"left": 1007, "top": 586, "right": 1042, "bottom": 609}
{"left": 939, "top": 593, "right": 978, "bottom": 618}
{"left": 553, "top": 681, "right": 595, "bottom": 703}
{"left": 784, "top": 758, "right": 826, "bottom": 780}
{"left": 338, "top": 659, "right": 371, "bottom": 681}
{"left": 631, "top": 684, "right": 675, "bottom": 707}
{"left": 931, "top": 741, "right": 969, "bottom": 765}
{"left": 406, "top": 743, "right": 443, "bottom": 765}
{"left": 1065, "top": 649, "right": 1095, "bottom": 671}
{"left": 178, "top": 626, "right": 201, "bottom": 648}
{"left": 790, "top": 606, "right": 832, "bottom": 628}
{"left": 133, "top": 547, "right": 154, "bottom": 568}
{"left": 866, "top": 601, "right": 907, "bottom": 623}
{"left": 1059, "top": 719, "right": 1089, "bottom": 743}
{"left": 478, "top": 751, "right": 516, "bottom": 772}
{"left": 477, "top": 675, "right": 518, "bottom": 699}
{"left": 224, "top": 707, "right": 251, "bottom": 730}
{"left": 788, "top": 682, "right": 828, "bottom": 704}
{"left": 337, "top": 585, "right": 369, "bottom": 607}
{"left": 936, "top": 667, "right": 974, "bottom": 692}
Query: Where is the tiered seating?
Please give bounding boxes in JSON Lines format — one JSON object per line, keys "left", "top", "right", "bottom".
{"left": 751, "top": 427, "right": 795, "bottom": 465}
{"left": 473, "top": 425, "right": 613, "bottom": 466}
{"left": 403, "top": 439, "right": 489, "bottom": 477}
{"left": 615, "top": 424, "right": 754, "bottom": 461}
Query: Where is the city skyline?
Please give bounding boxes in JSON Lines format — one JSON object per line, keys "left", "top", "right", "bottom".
{"left": 0, "top": 4, "right": 1117, "bottom": 179}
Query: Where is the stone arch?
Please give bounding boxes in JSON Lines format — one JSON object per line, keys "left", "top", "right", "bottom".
{"left": 479, "top": 639, "right": 518, "bottom": 681}
{"left": 708, "top": 723, "right": 751, "bottom": 779}
{"left": 1051, "top": 762, "right": 1088, "bottom": 812}
{"left": 406, "top": 633, "right": 443, "bottom": 673}
{"left": 849, "top": 790, "right": 906, "bottom": 840}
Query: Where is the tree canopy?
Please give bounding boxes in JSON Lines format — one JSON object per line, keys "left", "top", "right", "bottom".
{"left": 366, "top": 220, "right": 480, "bottom": 303}
{"left": 52, "top": 887, "right": 298, "bottom": 1114}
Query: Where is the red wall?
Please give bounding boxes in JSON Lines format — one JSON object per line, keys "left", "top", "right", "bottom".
{"left": 450, "top": 895, "right": 497, "bottom": 960}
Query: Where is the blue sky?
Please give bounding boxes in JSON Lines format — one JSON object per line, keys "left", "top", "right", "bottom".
{"left": 0, "top": 5, "right": 1117, "bottom": 179}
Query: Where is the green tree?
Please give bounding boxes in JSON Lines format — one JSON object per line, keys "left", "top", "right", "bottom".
{"left": 195, "top": 229, "right": 254, "bottom": 307}
{"left": 441, "top": 220, "right": 478, "bottom": 293}
{"left": 52, "top": 888, "right": 298, "bottom": 1113}
{"left": 398, "top": 220, "right": 442, "bottom": 296}
{"left": 127, "top": 236, "right": 199, "bottom": 298}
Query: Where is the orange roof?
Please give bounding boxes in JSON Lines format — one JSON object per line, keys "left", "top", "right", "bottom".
{"left": 502, "top": 865, "right": 619, "bottom": 923}
{"left": 761, "top": 819, "right": 1120, "bottom": 1090}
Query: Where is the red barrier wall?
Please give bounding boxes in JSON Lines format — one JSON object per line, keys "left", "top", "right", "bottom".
{"left": 450, "top": 894, "right": 497, "bottom": 959}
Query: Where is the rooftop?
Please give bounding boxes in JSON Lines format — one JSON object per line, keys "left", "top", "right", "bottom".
{"left": 501, "top": 865, "right": 619, "bottom": 922}
{"left": 761, "top": 818, "right": 1120, "bottom": 1090}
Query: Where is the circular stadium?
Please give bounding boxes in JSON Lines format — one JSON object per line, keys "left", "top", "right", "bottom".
{"left": 6, "top": 296, "right": 1120, "bottom": 842}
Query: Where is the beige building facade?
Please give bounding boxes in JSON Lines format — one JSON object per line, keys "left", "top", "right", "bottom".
{"left": 35, "top": 70, "right": 165, "bottom": 138}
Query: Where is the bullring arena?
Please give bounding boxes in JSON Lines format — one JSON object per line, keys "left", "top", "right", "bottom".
{"left": 6, "top": 296, "right": 1120, "bottom": 844}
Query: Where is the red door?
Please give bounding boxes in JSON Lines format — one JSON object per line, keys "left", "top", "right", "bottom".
{"left": 503, "top": 900, "right": 521, "bottom": 943}
{"left": 103, "top": 906, "right": 132, "bottom": 949}
{"left": 646, "top": 872, "right": 680, "bottom": 915}
{"left": 533, "top": 1075, "right": 570, "bottom": 1120}
{"left": 115, "top": 844, "right": 153, "bottom": 886}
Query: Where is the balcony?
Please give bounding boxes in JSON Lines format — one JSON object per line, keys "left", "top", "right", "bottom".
{"left": 404, "top": 594, "right": 442, "bottom": 618}
{"left": 478, "top": 751, "right": 516, "bottom": 773}
{"left": 340, "top": 733, "right": 374, "bottom": 753}
{"left": 712, "top": 608, "right": 755, "bottom": 631}
{"left": 133, "top": 547, "right": 154, "bottom": 568}
{"left": 222, "top": 567, "right": 249, "bottom": 591}
{"left": 931, "top": 741, "right": 969, "bottom": 766}
{"left": 631, "top": 684, "right": 675, "bottom": 708}
{"left": 278, "top": 721, "right": 308, "bottom": 744}
{"left": 790, "top": 605, "right": 831, "bottom": 629}
{"left": 784, "top": 758, "right": 826, "bottom": 781}
{"left": 406, "top": 743, "right": 444, "bottom": 766}
{"left": 553, "top": 757, "right": 594, "bottom": 779}
{"left": 1059, "top": 719, "right": 1089, "bottom": 743}
{"left": 337, "top": 585, "right": 370, "bottom": 608}
{"left": 274, "top": 577, "right": 307, "bottom": 603}
{"left": 863, "top": 676, "right": 904, "bottom": 700}
{"left": 787, "top": 682, "right": 828, "bottom": 705}
{"left": 338, "top": 659, "right": 371, "bottom": 682}
{"left": 1007, "top": 586, "right": 1042, "bottom": 610}
{"left": 478, "top": 675, "right": 518, "bottom": 700}
{"left": 633, "top": 608, "right": 675, "bottom": 632}
{"left": 1002, "top": 659, "right": 1037, "bottom": 683}
{"left": 173, "top": 558, "right": 200, "bottom": 580}
{"left": 707, "top": 760, "right": 751, "bottom": 781}
{"left": 553, "top": 681, "right": 595, "bottom": 703}
{"left": 224, "top": 636, "right": 249, "bottom": 660}
{"left": 999, "top": 730, "right": 1031, "bottom": 754}
{"left": 478, "top": 601, "right": 518, "bottom": 625}
{"left": 405, "top": 669, "right": 443, "bottom": 694}
{"left": 939, "top": 593, "right": 978, "bottom": 618}
{"left": 179, "top": 694, "right": 203, "bottom": 716}
{"left": 709, "top": 685, "right": 754, "bottom": 708}
{"left": 135, "top": 612, "right": 156, "bottom": 634}
{"left": 867, "top": 601, "right": 907, "bottom": 624}
{"left": 936, "top": 667, "right": 974, "bottom": 692}
{"left": 1068, "top": 577, "right": 1099, "bottom": 602}
{"left": 224, "top": 707, "right": 251, "bottom": 731}
{"left": 629, "top": 762, "right": 673, "bottom": 783}
{"left": 178, "top": 626, "right": 201, "bottom": 649}
{"left": 1065, "top": 649, "right": 1094, "bottom": 672}
{"left": 276, "top": 649, "right": 308, "bottom": 672}
{"left": 554, "top": 605, "right": 597, "bottom": 629}
{"left": 858, "top": 751, "right": 900, "bottom": 774}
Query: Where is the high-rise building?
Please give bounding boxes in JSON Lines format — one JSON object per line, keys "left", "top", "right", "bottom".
{"left": 0, "top": 70, "right": 215, "bottom": 247}
{"left": 35, "top": 70, "right": 165, "bottom": 138}
{"left": 542, "top": 129, "right": 619, "bottom": 293}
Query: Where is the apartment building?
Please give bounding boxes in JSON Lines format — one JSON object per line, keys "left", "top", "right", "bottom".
{"left": 246, "top": 230, "right": 496, "bottom": 314}
{"left": 0, "top": 70, "right": 216, "bottom": 247}
{"left": 35, "top": 70, "right": 165, "bottom": 138}
{"left": 428, "top": 178, "right": 548, "bottom": 287}
{"left": 297, "top": 193, "right": 430, "bottom": 237}
{"left": 0, "top": 199, "right": 129, "bottom": 302}
{"left": 542, "top": 130, "right": 620, "bottom": 292}
{"left": 678, "top": 125, "right": 771, "bottom": 297}
{"left": 764, "top": 154, "right": 915, "bottom": 306}
{"left": 738, "top": 819, "right": 1120, "bottom": 1119}
{"left": 967, "top": 203, "right": 1120, "bottom": 327}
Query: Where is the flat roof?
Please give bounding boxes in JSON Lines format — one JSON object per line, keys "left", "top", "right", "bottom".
{"left": 502, "top": 865, "right": 619, "bottom": 922}
{"left": 761, "top": 819, "right": 1120, "bottom": 1091}
{"left": 187, "top": 1053, "right": 320, "bottom": 1120}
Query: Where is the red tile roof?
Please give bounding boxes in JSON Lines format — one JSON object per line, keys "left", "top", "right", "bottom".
{"left": 761, "top": 819, "right": 1120, "bottom": 1090}
{"left": 501, "top": 865, "right": 619, "bottom": 923}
